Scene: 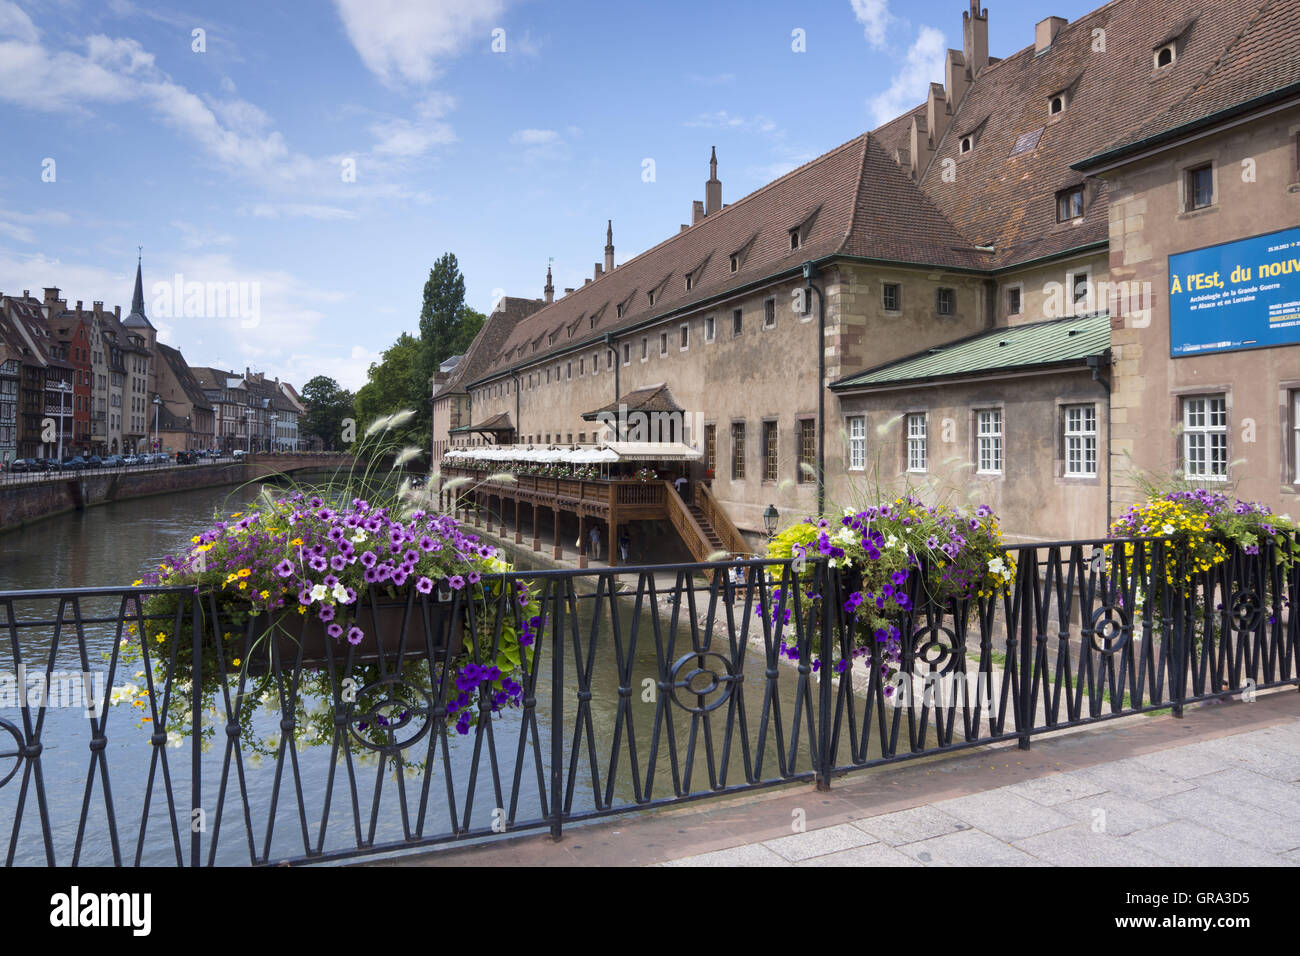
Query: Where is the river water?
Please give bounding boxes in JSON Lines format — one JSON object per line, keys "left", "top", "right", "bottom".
{"left": 2, "top": 484, "right": 833, "bottom": 865}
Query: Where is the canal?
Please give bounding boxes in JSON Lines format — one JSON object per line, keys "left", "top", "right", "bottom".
{"left": 1, "top": 483, "right": 853, "bottom": 865}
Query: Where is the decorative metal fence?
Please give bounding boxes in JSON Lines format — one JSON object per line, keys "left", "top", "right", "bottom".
{"left": 1, "top": 537, "right": 1295, "bottom": 866}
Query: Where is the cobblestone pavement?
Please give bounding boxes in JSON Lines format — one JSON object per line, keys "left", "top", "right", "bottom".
{"left": 661, "top": 717, "right": 1300, "bottom": 867}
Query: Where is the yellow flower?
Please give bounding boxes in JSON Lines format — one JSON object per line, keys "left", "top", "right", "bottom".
{"left": 231, "top": 658, "right": 241, "bottom": 668}
{"left": 190, "top": 535, "right": 200, "bottom": 544}
{"left": 297, "top": 606, "right": 306, "bottom": 615}
{"left": 290, "top": 538, "right": 304, "bottom": 547}
{"left": 131, "top": 579, "right": 143, "bottom": 587}
{"left": 237, "top": 568, "right": 251, "bottom": 578}
{"left": 155, "top": 634, "right": 166, "bottom": 643}
{"left": 238, "top": 582, "right": 248, "bottom": 590}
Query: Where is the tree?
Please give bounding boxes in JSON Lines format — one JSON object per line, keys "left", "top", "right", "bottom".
{"left": 353, "top": 333, "right": 426, "bottom": 447}
{"left": 418, "top": 253, "right": 484, "bottom": 392}
{"left": 300, "top": 375, "right": 354, "bottom": 450}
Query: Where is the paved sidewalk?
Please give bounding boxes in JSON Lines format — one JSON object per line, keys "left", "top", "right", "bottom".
{"left": 369, "top": 691, "right": 1300, "bottom": 868}
{"left": 663, "top": 716, "right": 1300, "bottom": 867}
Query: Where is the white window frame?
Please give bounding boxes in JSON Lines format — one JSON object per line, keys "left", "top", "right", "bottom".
{"left": 641, "top": 336, "right": 648, "bottom": 362}
{"left": 847, "top": 416, "right": 866, "bottom": 471}
{"left": 704, "top": 315, "right": 715, "bottom": 343}
{"left": 1005, "top": 282, "right": 1024, "bottom": 316}
{"left": 1062, "top": 403, "right": 1097, "bottom": 477}
{"left": 659, "top": 331, "right": 668, "bottom": 357}
{"left": 763, "top": 297, "right": 776, "bottom": 329}
{"left": 679, "top": 322, "right": 689, "bottom": 351}
{"left": 976, "top": 408, "right": 1003, "bottom": 474}
{"left": 1182, "top": 394, "right": 1228, "bottom": 480}
{"left": 906, "top": 413, "right": 927, "bottom": 472}
{"left": 1068, "top": 267, "right": 1092, "bottom": 315}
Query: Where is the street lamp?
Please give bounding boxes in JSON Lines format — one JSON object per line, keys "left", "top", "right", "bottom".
{"left": 53, "top": 380, "right": 72, "bottom": 461}
{"left": 763, "top": 503, "right": 779, "bottom": 541}
{"left": 269, "top": 413, "right": 279, "bottom": 452}
{"left": 152, "top": 394, "right": 162, "bottom": 454}
{"left": 245, "top": 409, "right": 254, "bottom": 453}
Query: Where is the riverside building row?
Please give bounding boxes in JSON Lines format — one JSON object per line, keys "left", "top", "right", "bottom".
{"left": 0, "top": 259, "right": 305, "bottom": 460}
{"left": 434, "top": 0, "right": 1300, "bottom": 547}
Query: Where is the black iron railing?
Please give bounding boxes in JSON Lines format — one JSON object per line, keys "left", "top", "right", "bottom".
{"left": 1, "top": 537, "right": 1295, "bottom": 866}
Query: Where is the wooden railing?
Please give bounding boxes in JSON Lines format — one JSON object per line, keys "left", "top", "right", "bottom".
{"left": 662, "top": 481, "right": 717, "bottom": 567}
{"left": 694, "top": 482, "right": 751, "bottom": 557}
{"left": 616, "top": 482, "right": 664, "bottom": 505}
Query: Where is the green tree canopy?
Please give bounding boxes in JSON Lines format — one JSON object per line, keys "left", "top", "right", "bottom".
{"left": 299, "top": 375, "right": 354, "bottom": 450}
{"left": 354, "top": 333, "right": 426, "bottom": 448}
{"left": 418, "top": 252, "right": 484, "bottom": 390}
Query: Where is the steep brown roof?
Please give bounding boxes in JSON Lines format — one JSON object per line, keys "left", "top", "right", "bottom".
{"left": 1083, "top": 0, "right": 1300, "bottom": 164}
{"left": 916, "top": 0, "right": 1269, "bottom": 268}
{"left": 158, "top": 343, "right": 212, "bottom": 411}
{"left": 435, "top": 296, "right": 544, "bottom": 397}
{"left": 476, "top": 133, "right": 987, "bottom": 384}
{"left": 581, "top": 383, "right": 683, "bottom": 420}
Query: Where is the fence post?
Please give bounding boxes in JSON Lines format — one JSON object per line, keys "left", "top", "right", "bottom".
{"left": 1163, "top": 540, "right": 1184, "bottom": 719}
{"left": 549, "top": 584, "right": 564, "bottom": 841}
{"left": 1018, "top": 548, "right": 1033, "bottom": 751}
{"left": 815, "top": 560, "right": 835, "bottom": 791}
{"left": 190, "top": 592, "right": 202, "bottom": 866}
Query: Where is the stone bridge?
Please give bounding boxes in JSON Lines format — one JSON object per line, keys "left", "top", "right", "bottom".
{"left": 242, "top": 452, "right": 356, "bottom": 480}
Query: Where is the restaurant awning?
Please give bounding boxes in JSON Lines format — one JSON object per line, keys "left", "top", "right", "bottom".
{"left": 442, "top": 440, "right": 700, "bottom": 465}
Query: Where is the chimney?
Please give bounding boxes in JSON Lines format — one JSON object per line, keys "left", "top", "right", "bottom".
{"left": 114, "top": 305, "right": 121, "bottom": 319}
{"left": 926, "top": 82, "right": 950, "bottom": 147}
{"left": 43, "top": 288, "right": 60, "bottom": 310}
{"left": 594, "top": 263, "right": 603, "bottom": 280}
{"left": 705, "top": 146, "right": 721, "bottom": 215}
{"left": 908, "top": 113, "right": 932, "bottom": 180}
{"left": 93, "top": 301, "right": 103, "bottom": 317}
{"left": 604, "top": 220, "right": 615, "bottom": 272}
{"left": 564, "top": 287, "right": 575, "bottom": 295}
{"left": 544, "top": 265, "right": 554, "bottom": 304}
{"left": 692, "top": 200, "right": 705, "bottom": 225}
{"left": 945, "top": 49, "right": 969, "bottom": 107}
{"left": 1035, "top": 16, "right": 1066, "bottom": 54}
{"left": 963, "top": 2, "right": 989, "bottom": 76}
{"left": 23, "top": 290, "right": 30, "bottom": 298}
{"left": 680, "top": 224, "right": 689, "bottom": 233}
{"left": 584, "top": 278, "right": 592, "bottom": 286}
{"left": 76, "top": 300, "right": 83, "bottom": 312}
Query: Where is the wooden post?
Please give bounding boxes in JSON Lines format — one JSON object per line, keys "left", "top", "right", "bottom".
{"left": 578, "top": 513, "right": 588, "bottom": 569}
{"left": 514, "top": 497, "right": 522, "bottom": 544}
{"left": 552, "top": 506, "right": 562, "bottom": 560}
{"left": 532, "top": 502, "right": 541, "bottom": 552}
{"left": 610, "top": 519, "right": 619, "bottom": 567}
{"left": 485, "top": 493, "right": 493, "bottom": 533}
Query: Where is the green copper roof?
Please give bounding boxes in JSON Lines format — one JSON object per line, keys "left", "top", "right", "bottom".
{"left": 832, "top": 314, "right": 1110, "bottom": 391}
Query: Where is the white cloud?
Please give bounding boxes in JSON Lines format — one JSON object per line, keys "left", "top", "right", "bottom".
{"left": 685, "top": 111, "right": 778, "bottom": 135}
{"left": 333, "top": 0, "right": 506, "bottom": 86}
{"left": 509, "top": 128, "right": 559, "bottom": 145}
{"left": 869, "top": 26, "right": 947, "bottom": 126}
{"left": 371, "top": 116, "right": 456, "bottom": 157}
{"left": 850, "top": 0, "right": 894, "bottom": 48}
{"left": 0, "top": 0, "right": 38, "bottom": 42}
{"left": 243, "top": 203, "right": 358, "bottom": 221}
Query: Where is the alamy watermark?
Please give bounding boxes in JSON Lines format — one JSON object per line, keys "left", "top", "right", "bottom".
{"left": 1, "top": 666, "right": 106, "bottom": 716}
{"left": 151, "top": 274, "right": 261, "bottom": 329}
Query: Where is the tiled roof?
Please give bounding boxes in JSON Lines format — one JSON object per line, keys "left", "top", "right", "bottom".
{"left": 832, "top": 313, "right": 1111, "bottom": 390}
{"left": 1080, "top": 0, "right": 1300, "bottom": 166}
{"left": 435, "top": 296, "right": 544, "bottom": 397}
{"left": 451, "top": 411, "right": 513, "bottom": 432}
{"left": 912, "top": 0, "right": 1270, "bottom": 269}
{"left": 581, "top": 383, "right": 682, "bottom": 420}
{"left": 158, "top": 344, "right": 212, "bottom": 411}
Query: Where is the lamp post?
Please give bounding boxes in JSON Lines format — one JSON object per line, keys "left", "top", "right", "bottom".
{"left": 53, "top": 380, "right": 72, "bottom": 461}
{"left": 245, "top": 409, "right": 253, "bottom": 453}
{"left": 763, "top": 503, "right": 779, "bottom": 542}
{"left": 152, "top": 394, "right": 162, "bottom": 454}
{"left": 269, "top": 413, "right": 279, "bottom": 452}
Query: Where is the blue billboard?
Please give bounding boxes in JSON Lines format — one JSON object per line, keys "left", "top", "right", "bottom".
{"left": 1168, "top": 225, "right": 1300, "bottom": 357}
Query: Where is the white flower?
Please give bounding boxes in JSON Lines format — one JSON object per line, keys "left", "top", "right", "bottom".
{"left": 828, "top": 558, "right": 839, "bottom": 569}
{"left": 310, "top": 584, "right": 328, "bottom": 602}
{"left": 886, "top": 534, "right": 900, "bottom": 550}
{"left": 351, "top": 531, "right": 368, "bottom": 544}
{"left": 835, "top": 526, "right": 855, "bottom": 545}
{"left": 1161, "top": 523, "right": 1176, "bottom": 536}
{"left": 166, "top": 730, "right": 184, "bottom": 749}
{"left": 988, "top": 557, "right": 1005, "bottom": 576}
{"left": 332, "top": 583, "right": 350, "bottom": 603}
{"left": 110, "top": 683, "right": 139, "bottom": 705}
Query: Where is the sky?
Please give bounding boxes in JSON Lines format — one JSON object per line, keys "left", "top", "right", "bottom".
{"left": 0, "top": 0, "right": 1105, "bottom": 391}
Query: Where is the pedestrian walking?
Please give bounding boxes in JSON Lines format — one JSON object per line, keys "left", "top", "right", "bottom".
{"left": 589, "top": 525, "right": 602, "bottom": 559}
{"left": 619, "top": 529, "right": 630, "bottom": 563}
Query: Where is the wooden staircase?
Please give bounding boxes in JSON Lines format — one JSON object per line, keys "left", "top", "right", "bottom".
{"left": 686, "top": 503, "right": 729, "bottom": 557}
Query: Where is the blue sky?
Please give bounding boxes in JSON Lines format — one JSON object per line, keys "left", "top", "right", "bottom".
{"left": 0, "top": 0, "right": 1103, "bottom": 390}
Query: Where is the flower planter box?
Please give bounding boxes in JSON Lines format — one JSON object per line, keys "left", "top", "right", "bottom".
{"left": 241, "top": 598, "right": 460, "bottom": 673}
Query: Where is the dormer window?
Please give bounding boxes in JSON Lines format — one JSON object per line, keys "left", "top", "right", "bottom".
{"left": 616, "top": 303, "right": 624, "bottom": 318}
{"left": 1049, "top": 91, "right": 1068, "bottom": 115}
{"left": 684, "top": 273, "right": 693, "bottom": 291}
{"left": 729, "top": 254, "right": 739, "bottom": 273}
{"left": 647, "top": 290, "right": 655, "bottom": 307}
{"left": 1155, "top": 43, "right": 1175, "bottom": 68}
{"left": 1056, "top": 185, "right": 1085, "bottom": 222}
{"left": 589, "top": 315, "right": 597, "bottom": 329}
{"left": 960, "top": 136, "right": 972, "bottom": 154}
{"left": 789, "top": 228, "right": 801, "bottom": 251}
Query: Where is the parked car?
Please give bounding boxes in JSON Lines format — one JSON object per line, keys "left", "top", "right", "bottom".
{"left": 59, "top": 457, "right": 85, "bottom": 471}
{"left": 120, "top": 454, "right": 138, "bottom": 466}
{"left": 176, "top": 451, "right": 194, "bottom": 464}
{"left": 102, "top": 455, "right": 124, "bottom": 467}
{"left": 84, "top": 455, "right": 103, "bottom": 468}
{"left": 232, "top": 449, "right": 246, "bottom": 459}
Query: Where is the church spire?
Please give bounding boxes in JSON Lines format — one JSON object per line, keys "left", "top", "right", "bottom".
{"left": 604, "top": 220, "right": 614, "bottom": 273}
{"left": 544, "top": 264, "right": 554, "bottom": 304}
{"left": 123, "top": 248, "right": 154, "bottom": 329}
